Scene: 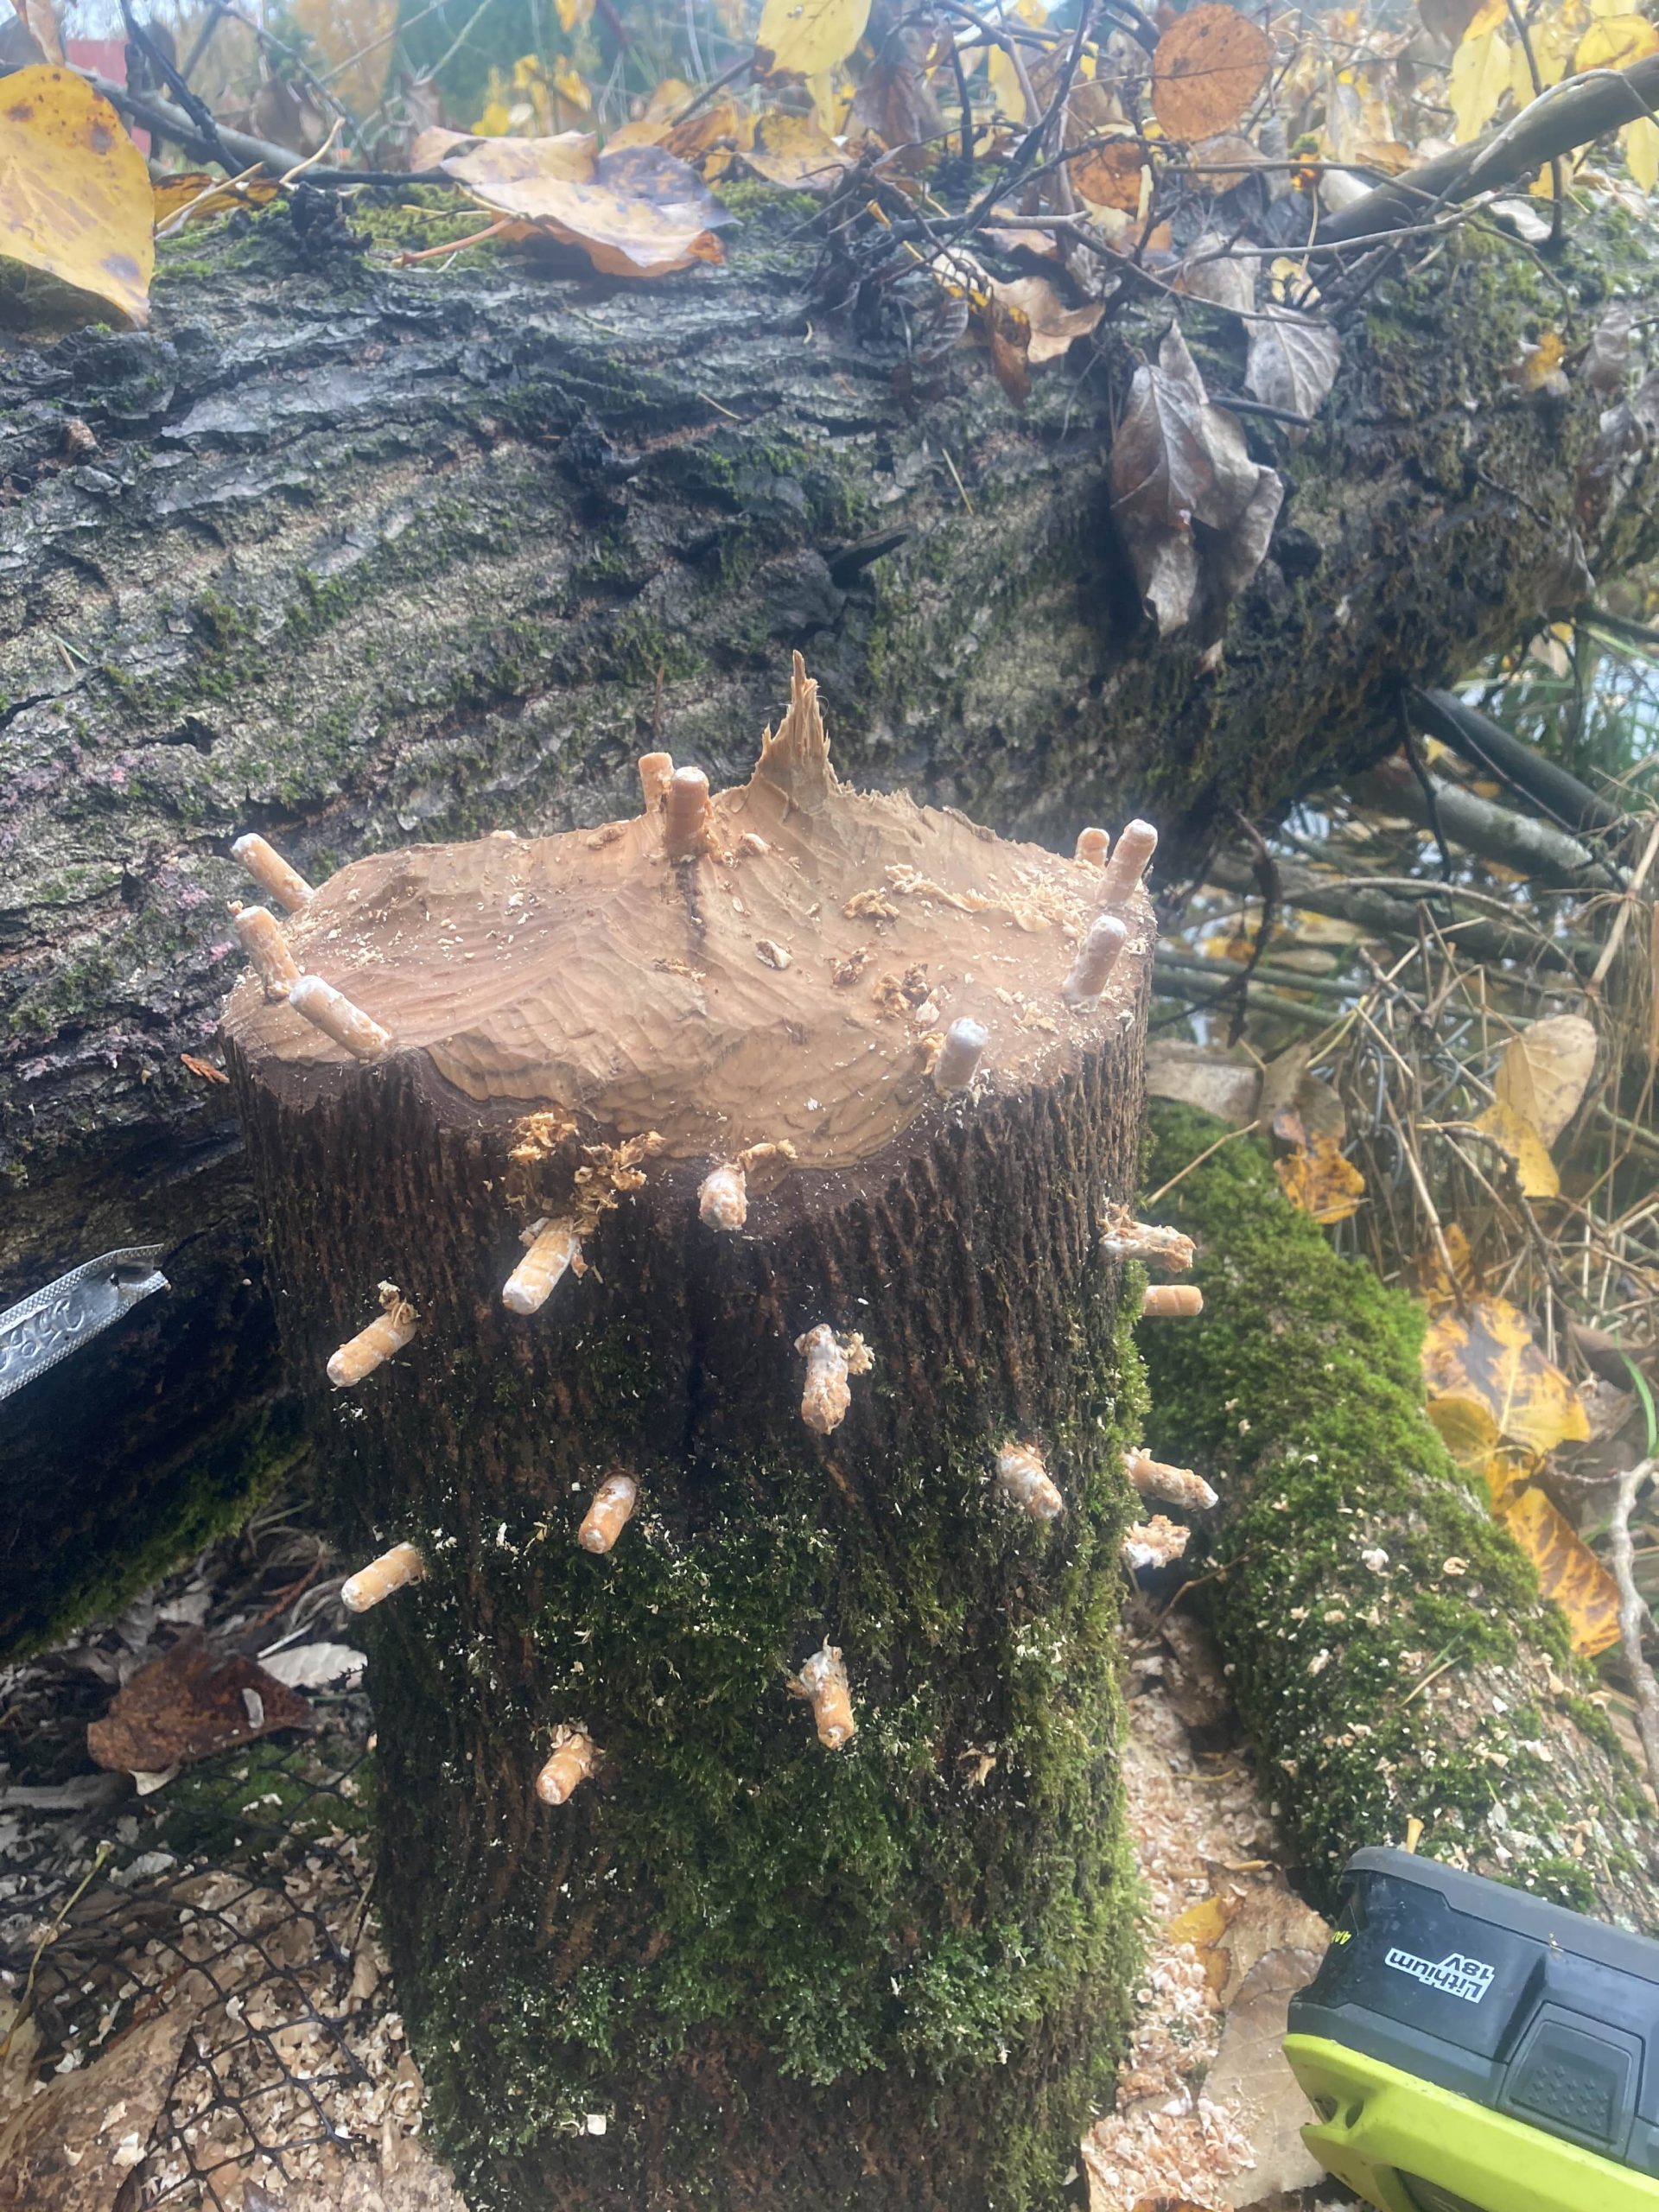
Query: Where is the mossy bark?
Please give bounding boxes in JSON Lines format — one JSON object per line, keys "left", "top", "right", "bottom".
{"left": 5, "top": 191, "right": 1657, "bottom": 1648}
{"left": 227, "top": 1032, "right": 1151, "bottom": 2209}
{"left": 1140, "top": 1103, "right": 1659, "bottom": 1930}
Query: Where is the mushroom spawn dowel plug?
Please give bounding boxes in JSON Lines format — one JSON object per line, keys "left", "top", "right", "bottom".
{"left": 220, "top": 652, "right": 1160, "bottom": 2212}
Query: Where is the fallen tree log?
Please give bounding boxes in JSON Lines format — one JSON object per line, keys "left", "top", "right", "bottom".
{"left": 3, "top": 190, "right": 1656, "bottom": 1644}
{"left": 1138, "top": 1103, "right": 1659, "bottom": 1929}
{"left": 224, "top": 671, "right": 1150, "bottom": 2209}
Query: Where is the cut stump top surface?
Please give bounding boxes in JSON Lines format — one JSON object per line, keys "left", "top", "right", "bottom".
{"left": 223, "top": 659, "right": 1149, "bottom": 1168}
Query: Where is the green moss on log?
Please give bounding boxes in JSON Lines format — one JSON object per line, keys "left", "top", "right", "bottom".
{"left": 1139, "top": 1103, "right": 1656, "bottom": 1929}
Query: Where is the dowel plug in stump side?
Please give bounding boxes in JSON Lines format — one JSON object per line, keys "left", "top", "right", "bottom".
{"left": 223, "top": 654, "right": 1161, "bottom": 2212}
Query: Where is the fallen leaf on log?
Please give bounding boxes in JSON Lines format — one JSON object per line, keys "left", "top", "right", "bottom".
{"left": 0, "top": 67, "right": 153, "bottom": 329}
{"left": 86, "top": 1633, "right": 310, "bottom": 1776}
{"left": 152, "top": 171, "right": 283, "bottom": 226}
{"left": 740, "top": 111, "right": 849, "bottom": 191}
{"left": 433, "top": 132, "right": 731, "bottom": 276}
{"left": 1151, "top": 4, "right": 1272, "bottom": 140}
{"left": 0, "top": 2002, "right": 194, "bottom": 2210}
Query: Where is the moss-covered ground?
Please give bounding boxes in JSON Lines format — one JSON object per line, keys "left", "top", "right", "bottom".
{"left": 1139, "top": 1103, "right": 1653, "bottom": 1926}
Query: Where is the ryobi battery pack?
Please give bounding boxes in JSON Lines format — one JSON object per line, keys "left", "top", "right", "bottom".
{"left": 1285, "top": 1845, "right": 1659, "bottom": 2212}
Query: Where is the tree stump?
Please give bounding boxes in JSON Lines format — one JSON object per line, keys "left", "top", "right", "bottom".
{"left": 225, "top": 658, "right": 1154, "bottom": 2210}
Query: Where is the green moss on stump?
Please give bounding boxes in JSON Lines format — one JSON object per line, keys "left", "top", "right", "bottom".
{"left": 1140, "top": 1103, "right": 1654, "bottom": 1927}
{"left": 362, "top": 1295, "right": 1147, "bottom": 2210}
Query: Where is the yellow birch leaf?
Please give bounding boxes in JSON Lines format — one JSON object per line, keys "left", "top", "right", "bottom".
{"left": 1497, "top": 1484, "right": 1621, "bottom": 1655}
{"left": 0, "top": 67, "right": 152, "bottom": 330}
{"left": 1573, "top": 12, "right": 1659, "bottom": 68}
{"left": 755, "top": 0, "right": 874, "bottom": 80}
{"left": 1274, "top": 1135, "right": 1366, "bottom": 1224}
{"left": 1472, "top": 1097, "right": 1560, "bottom": 1198}
{"left": 1526, "top": 1, "right": 1581, "bottom": 84}
{"left": 1497, "top": 1014, "right": 1597, "bottom": 1141}
{"left": 1449, "top": 0, "right": 1514, "bottom": 140}
{"left": 1624, "top": 115, "right": 1659, "bottom": 188}
{"left": 1421, "top": 1297, "right": 1590, "bottom": 1456}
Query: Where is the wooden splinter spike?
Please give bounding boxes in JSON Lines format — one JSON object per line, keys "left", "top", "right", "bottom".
{"left": 536, "top": 1726, "right": 599, "bottom": 1805}
{"left": 1100, "top": 1206, "right": 1195, "bottom": 1271}
{"left": 790, "top": 1643, "right": 856, "bottom": 1749}
{"left": 503, "top": 1217, "right": 581, "bottom": 1316}
{"left": 1140, "top": 1283, "right": 1204, "bottom": 1319}
{"left": 289, "top": 975, "right": 392, "bottom": 1062}
{"left": 328, "top": 1285, "right": 416, "bottom": 1388}
{"left": 578, "top": 1471, "right": 639, "bottom": 1554}
{"left": 1074, "top": 827, "right": 1110, "bottom": 867}
{"left": 341, "top": 1541, "right": 426, "bottom": 1613}
{"left": 234, "top": 906, "right": 301, "bottom": 1001}
{"left": 232, "top": 832, "right": 315, "bottom": 912}
{"left": 1124, "top": 1447, "right": 1217, "bottom": 1512}
{"left": 1062, "top": 914, "right": 1128, "bottom": 1008}
{"left": 1098, "top": 819, "right": 1157, "bottom": 908}
{"left": 995, "top": 1441, "right": 1065, "bottom": 1522}
{"left": 933, "top": 1018, "right": 988, "bottom": 1095}
{"left": 638, "top": 751, "right": 675, "bottom": 810}
{"left": 699, "top": 1162, "right": 747, "bottom": 1231}
{"left": 1122, "top": 1516, "right": 1189, "bottom": 1572}
{"left": 664, "top": 767, "right": 710, "bottom": 857}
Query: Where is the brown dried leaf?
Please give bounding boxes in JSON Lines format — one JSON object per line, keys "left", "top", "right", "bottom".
{"left": 1493, "top": 1013, "right": 1598, "bottom": 1146}
{"left": 1245, "top": 308, "right": 1341, "bottom": 427}
{"left": 987, "top": 274, "right": 1103, "bottom": 365}
{"left": 1151, "top": 3, "right": 1273, "bottom": 141}
{"left": 0, "top": 2005, "right": 194, "bottom": 2210}
{"left": 1071, "top": 132, "right": 1147, "bottom": 211}
{"left": 1205, "top": 1945, "right": 1329, "bottom": 2202}
{"left": 846, "top": 16, "right": 946, "bottom": 161}
{"left": 86, "top": 1634, "right": 310, "bottom": 1776}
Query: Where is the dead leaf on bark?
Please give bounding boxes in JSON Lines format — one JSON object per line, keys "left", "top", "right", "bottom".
{"left": 1173, "top": 232, "right": 1257, "bottom": 315}
{"left": 0, "top": 2003, "right": 193, "bottom": 2210}
{"left": 0, "top": 67, "right": 153, "bottom": 330}
{"left": 1151, "top": 4, "right": 1273, "bottom": 141}
{"left": 435, "top": 132, "right": 732, "bottom": 276}
{"left": 987, "top": 275, "right": 1104, "bottom": 364}
{"left": 846, "top": 17, "right": 946, "bottom": 160}
{"left": 1245, "top": 309, "right": 1342, "bottom": 433}
{"left": 1497, "top": 1484, "right": 1621, "bottom": 1655}
{"left": 1111, "top": 322, "right": 1283, "bottom": 633}
{"left": 86, "top": 1634, "right": 311, "bottom": 1776}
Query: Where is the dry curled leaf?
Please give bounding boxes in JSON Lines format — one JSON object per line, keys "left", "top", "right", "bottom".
{"left": 439, "top": 134, "right": 731, "bottom": 276}
{"left": 1274, "top": 1134, "right": 1366, "bottom": 1224}
{"left": 86, "top": 1634, "right": 310, "bottom": 1776}
{"left": 152, "top": 169, "right": 283, "bottom": 226}
{"left": 5, "top": 0, "right": 62, "bottom": 64}
{"left": 987, "top": 275, "right": 1104, "bottom": 364}
{"left": 1150, "top": 4, "right": 1273, "bottom": 141}
{"left": 1071, "top": 131, "right": 1147, "bottom": 212}
{"left": 1245, "top": 309, "right": 1341, "bottom": 430}
{"left": 0, "top": 67, "right": 152, "bottom": 329}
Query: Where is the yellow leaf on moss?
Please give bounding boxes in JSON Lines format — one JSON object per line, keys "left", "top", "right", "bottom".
{"left": 1274, "top": 1135, "right": 1365, "bottom": 1224}
{"left": 755, "top": 0, "right": 873, "bottom": 81}
{"left": 1497, "top": 1484, "right": 1621, "bottom": 1655}
{"left": 1472, "top": 1097, "right": 1560, "bottom": 1198}
{"left": 1449, "top": 0, "right": 1513, "bottom": 139}
{"left": 0, "top": 67, "right": 153, "bottom": 329}
{"left": 1421, "top": 1296, "right": 1591, "bottom": 1456}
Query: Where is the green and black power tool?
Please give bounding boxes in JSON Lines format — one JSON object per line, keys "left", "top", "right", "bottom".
{"left": 1286, "top": 1846, "right": 1659, "bottom": 2212}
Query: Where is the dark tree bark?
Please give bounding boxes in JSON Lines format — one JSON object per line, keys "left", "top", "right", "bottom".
{"left": 224, "top": 695, "right": 1153, "bottom": 2208}
{"left": 3, "top": 194, "right": 1655, "bottom": 1643}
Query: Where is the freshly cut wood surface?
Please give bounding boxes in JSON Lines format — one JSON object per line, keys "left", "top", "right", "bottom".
{"left": 223, "top": 658, "right": 1150, "bottom": 1170}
